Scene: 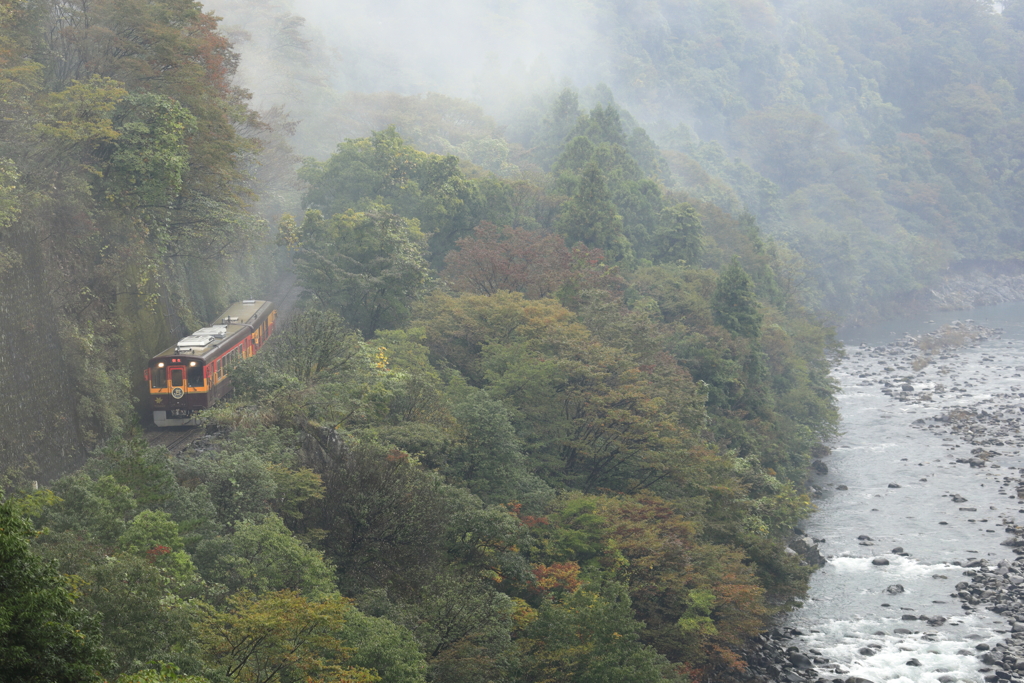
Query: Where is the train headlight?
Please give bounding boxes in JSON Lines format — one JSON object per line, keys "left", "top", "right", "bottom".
{"left": 189, "top": 361, "right": 197, "bottom": 367}
{"left": 157, "top": 362, "right": 165, "bottom": 368}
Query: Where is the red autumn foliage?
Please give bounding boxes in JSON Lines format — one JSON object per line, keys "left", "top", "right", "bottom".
{"left": 443, "top": 222, "right": 569, "bottom": 298}
{"left": 146, "top": 545, "right": 172, "bottom": 560}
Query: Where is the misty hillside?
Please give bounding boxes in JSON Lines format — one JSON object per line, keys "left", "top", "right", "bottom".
{"left": 211, "top": 0, "right": 1024, "bottom": 321}
{"left": 0, "top": 2, "right": 1016, "bottom": 683}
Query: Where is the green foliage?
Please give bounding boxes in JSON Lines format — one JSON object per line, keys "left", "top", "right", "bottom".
{"left": 197, "top": 590, "right": 379, "bottom": 683}
{"left": 103, "top": 92, "right": 197, "bottom": 226}
{"left": 414, "top": 291, "right": 709, "bottom": 495}
{"left": 555, "top": 160, "right": 631, "bottom": 262}
{"left": 371, "top": 572, "right": 516, "bottom": 682}
{"left": 304, "top": 441, "right": 527, "bottom": 594}
{"left": 0, "top": 498, "right": 109, "bottom": 682}
{"left": 516, "top": 577, "right": 678, "bottom": 683}
{"left": 78, "top": 553, "right": 199, "bottom": 675}
{"left": 292, "top": 206, "right": 430, "bottom": 335}
{"left": 334, "top": 609, "right": 427, "bottom": 683}
{"left": 44, "top": 473, "right": 136, "bottom": 545}
{"left": 444, "top": 383, "right": 553, "bottom": 508}
{"left": 653, "top": 204, "right": 704, "bottom": 266}
{"left": 299, "top": 127, "right": 483, "bottom": 262}
{"left": 225, "top": 309, "right": 398, "bottom": 434}
{"left": 713, "top": 259, "right": 762, "bottom": 339}
{"left": 118, "top": 510, "right": 199, "bottom": 584}
{"left": 0, "top": 9, "right": 873, "bottom": 680}
{"left": 33, "top": 75, "right": 126, "bottom": 157}
{"left": 115, "top": 663, "right": 210, "bottom": 683}
{"left": 192, "top": 514, "right": 335, "bottom": 598}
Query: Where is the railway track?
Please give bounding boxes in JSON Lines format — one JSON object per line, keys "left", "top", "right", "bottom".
{"left": 144, "top": 424, "right": 204, "bottom": 454}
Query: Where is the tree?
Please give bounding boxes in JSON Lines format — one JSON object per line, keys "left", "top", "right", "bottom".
{"left": 372, "top": 572, "right": 516, "bottom": 683}
{"left": 538, "top": 494, "right": 768, "bottom": 675}
{"left": 0, "top": 499, "right": 109, "bottom": 682}
{"left": 554, "top": 161, "right": 631, "bottom": 262}
{"left": 255, "top": 309, "right": 363, "bottom": 383}
{"left": 293, "top": 205, "right": 430, "bottom": 335}
{"left": 78, "top": 554, "right": 198, "bottom": 676}
{"left": 333, "top": 610, "right": 427, "bottom": 683}
{"left": 443, "top": 384, "right": 552, "bottom": 508}
{"left": 299, "top": 127, "right": 482, "bottom": 263}
{"left": 42, "top": 473, "right": 137, "bottom": 546}
{"left": 225, "top": 312, "right": 397, "bottom": 435}
{"left": 192, "top": 514, "right": 336, "bottom": 598}
{"left": 117, "top": 509, "right": 199, "bottom": 585}
{"left": 650, "top": 204, "right": 704, "bottom": 265}
{"left": 101, "top": 92, "right": 197, "bottom": 230}
{"left": 414, "top": 292, "right": 708, "bottom": 494}
{"left": 114, "top": 663, "right": 209, "bottom": 682}
{"left": 303, "top": 442, "right": 526, "bottom": 595}
{"left": 712, "top": 259, "right": 762, "bottom": 339}
{"left": 197, "top": 590, "right": 378, "bottom": 683}
{"left": 515, "top": 577, "right": 677, "bottom": 683}
{"left": 442, "top": 222, "right": 569, "bottom": 298}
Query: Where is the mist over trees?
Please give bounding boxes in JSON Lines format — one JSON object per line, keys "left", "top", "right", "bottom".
{"left": 211, "top": 0, "right": 1024, "bottom": 322}
{"left": 0, "top": 0, "right": 1017, "bottom": 681}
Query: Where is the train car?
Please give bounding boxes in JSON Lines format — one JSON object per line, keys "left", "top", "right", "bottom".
{"left": 147, "top": 300, "right": 276, "bottom": 427}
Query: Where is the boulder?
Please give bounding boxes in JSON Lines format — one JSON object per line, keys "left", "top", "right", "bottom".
{"left": 788, "top": 652, "right": 814, "bottom": 669}
{"left": 789, "top": 536, "right": 827, "bottom": 567}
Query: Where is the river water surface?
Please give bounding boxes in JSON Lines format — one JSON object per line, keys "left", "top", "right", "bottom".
{"left": 785, "top": 302, "right": 1024, "bottom": 682}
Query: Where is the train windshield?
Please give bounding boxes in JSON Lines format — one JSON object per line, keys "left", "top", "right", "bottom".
{"left": 187, "top": 364, "right": 203, "bottom": 387}
{"left": 150, "top": 366, "right": 166, "bottom": 389}
{"left": 170, "top": 368, "right": 184, "bottom": 387}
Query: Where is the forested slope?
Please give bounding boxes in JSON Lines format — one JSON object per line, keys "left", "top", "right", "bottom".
{"left": 0, "top": 0, "right": 296, "bottom": 476}
{"left": 1, "top": 0, "right": 968, "bottom": 682}
{"left": 3, "top": 113, "right": 840, "bottom": 681}
{"left": 212, "top": 0, "right": 1024, "bottom": 322}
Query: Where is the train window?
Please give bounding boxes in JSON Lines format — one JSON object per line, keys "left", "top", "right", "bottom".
{"left": 187, "top": 365, "right": 203, "bottom": 388}
{"left": 170, "top": 368, "right": 184, "bottom": 387}
{"left": 150, "top": 366, "right": 166, "bottom": 389}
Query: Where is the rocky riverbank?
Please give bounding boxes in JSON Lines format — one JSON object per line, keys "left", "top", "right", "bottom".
{"left": 729, "top": 319, "right": 1024, "bottom": 683}
{"left": 931, "top": 274, "right": 1024, "bottom": 311}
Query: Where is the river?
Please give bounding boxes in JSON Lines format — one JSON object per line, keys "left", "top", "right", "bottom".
{"left": 783, "top": 302, "right": 1024, "bottom": 683}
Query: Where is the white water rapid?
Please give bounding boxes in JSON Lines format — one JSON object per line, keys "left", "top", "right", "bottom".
{"left": 785, "top": 302, "right": 1024, "bottom": 683}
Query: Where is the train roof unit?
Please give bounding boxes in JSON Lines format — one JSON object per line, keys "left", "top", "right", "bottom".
{"left": 153, "top": 300, "right": 274, "bottom": 362}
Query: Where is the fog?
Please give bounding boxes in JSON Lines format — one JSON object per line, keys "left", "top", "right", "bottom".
{"left": 206, "top": 0, "right": 1024, "bottom": 322}
{"left": 207, "top": 0, "right": 658, "bottom": 156}
{"left": 290, "top": 0, "right": 609, "bottom": 98}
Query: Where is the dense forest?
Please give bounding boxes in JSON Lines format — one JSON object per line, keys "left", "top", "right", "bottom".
{"left": 0, "top": 0, "right": 1020, "bottom": 682}
{"left": 211, "top": 0, "right": 1024, "bottom": 321}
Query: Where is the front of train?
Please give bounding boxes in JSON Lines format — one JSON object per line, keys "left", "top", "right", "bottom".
{"left": 147, "top": 328, "right": 221, "bottom": 427}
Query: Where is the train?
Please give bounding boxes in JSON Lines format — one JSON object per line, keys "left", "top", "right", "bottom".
{"left": 146, "top": 300, "right": 276, "bottom": 427}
